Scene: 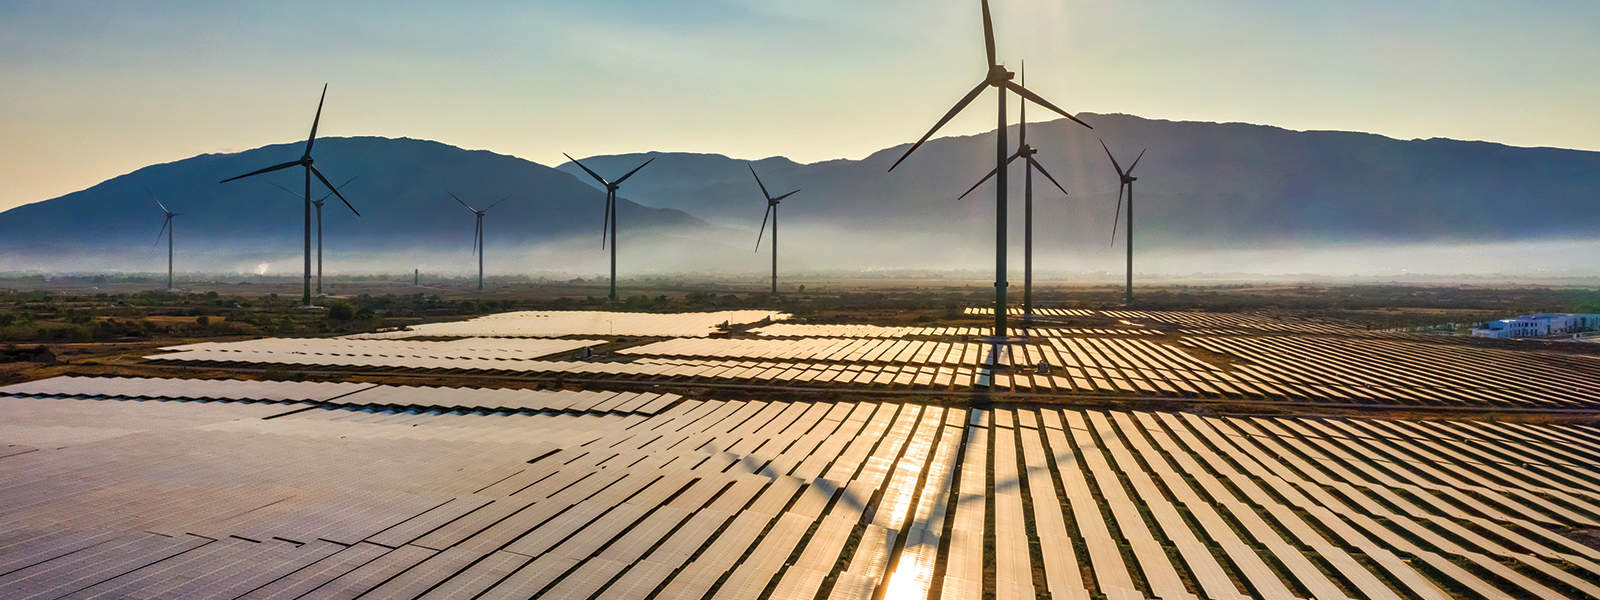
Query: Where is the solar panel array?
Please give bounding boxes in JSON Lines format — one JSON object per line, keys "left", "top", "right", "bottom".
{"left": 344, "top": 310, "right": 787, "bottom": 339}
{"left": 151, "top": 337, "right": 605, "bottom": 371}
{"left": 160, "top": 337, "right": 607, "bottom": 358}
{"left": 0, "top": 376, "right": 369, "bottom": 403}
{"left": 145, "top": 334, "right": 1600, "bottom": 409}
{"left": 750, "top": 323, "right": 1153, "bottom": 338}
{"left": 966, "top": 306, "right": 1362, "bottom": 334}
{"left": 0, "top": 377, "right": 679, "bottom": 416}
{"left": 962, "top": 307, "right": 1098, "bottom": 317}
{"left": 323, "top": 386, "right": 680, "bottom": 415}
{"left": 4, "top": 393, "right": 1600, "bottom": 599}
{"left": 1182, "top": 335, "right": 1600, "bottom": 407}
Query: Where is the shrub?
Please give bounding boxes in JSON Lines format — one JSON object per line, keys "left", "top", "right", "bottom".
{"left": 327, "top": 302, "right": 355, "bottom": 322}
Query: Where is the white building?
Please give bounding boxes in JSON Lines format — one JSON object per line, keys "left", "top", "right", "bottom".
{"left": 1471, "top": 313, "right": 1600, "bottom": 339}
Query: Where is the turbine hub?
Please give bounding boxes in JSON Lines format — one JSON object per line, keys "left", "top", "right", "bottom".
{"left": 986, "top": 65, "right": 1013, "bottom": 85}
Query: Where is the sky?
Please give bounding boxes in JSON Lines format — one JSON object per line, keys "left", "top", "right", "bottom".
{"left": 1, "top": 0, "right": 1596, "bottom": 213}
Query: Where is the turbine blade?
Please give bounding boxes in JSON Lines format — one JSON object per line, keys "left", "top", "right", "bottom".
{"left": 601, "top": 192, "right": 612, "bottom": 249}
{"left": 483, "top": 195, "right": 511, "bottom": 212}
{"left": 957, "top": 165, "right": 1001, "bottom": 201}
{"left": 448, "top": 191, "right": 478, "bottom": 213}
{"left": 317, "top": 175, "right": 359, "bottom": 203}
{"left": 953, "top": 152, "right": 1017, "bottom": 202}
{"left": 1018, "top": 61, "right": 1027, "bottom": 144}
{"left": 1006, "top": 81, "right": 1092, "bottom": 129}
{"left": 981, "top": 0, "right": 996, "bottom": 67}
{"left": 473, "top": 219, "right": 482, "bottom": 255}
{"left": 220, "top": 159, "right": 301, "bottom": 183}
{"left": 305, "top": 83, "right": 327, "bottom": 155}
{"left": 1128, "top": 148, "right": 1147, "bottom": 172}
{"left": 771, "top": 189, "right": 801, "bottom": 203}
{"left": 563, "top": 153, "right": 610, "bottom": 186}
{"left": 1029, "top": 158, "right": 1069, "bottom": 196}
{"left": 267, "top": 181, "right": 300, "bottom": 199}
{"left": 888, "top": 79, "right": 989, "bottom": 172}
{"left": 1109, "top": 184, "right": 1125, "bottom": 248}
{"left": 146, "top": 187, "right": 171, "bottom": 215}
{"left": 1098, "top": 139, "right": 1124, "bottom": 176}
{"left": 612, "top": 156, "right": 655, "bottom": 185}
{"left": 748, "top": 163, "right": 772, "bottom": 201}
{"left": 310, "top": 165, "right": 359, "bottom": 217}
{"left": 153, "top": 215, "right": 171, "bottom": 247}
{"left": 755, "top": 204, "right": 772, "bottom": 252}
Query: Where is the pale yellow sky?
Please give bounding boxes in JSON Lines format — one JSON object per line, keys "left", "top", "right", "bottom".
{"left": 2, "top": 0, "right": 1596, "bottom": 212}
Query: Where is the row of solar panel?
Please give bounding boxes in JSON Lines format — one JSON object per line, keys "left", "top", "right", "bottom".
{"left": 0, "top": 376, "right": 679, "bottom": 415}
{"left": 342, "top": 309, "right": 786, "bottom": 339}
{"left": 5, "top": 395, "right": 1600, "bottom": 599}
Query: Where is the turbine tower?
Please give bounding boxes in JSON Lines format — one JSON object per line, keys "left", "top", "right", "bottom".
{"left": 271, "top": 176, "right": 358, "bottom": 297}
{"left": 1101, "top": 139, "right": 1146, "bottom": 306}
{"left": 148, "top": 189, "right": 178, "bottom": 291}
{"left": 563, "top": 153, "right": 656, "bottom": 302}
{"left": 449, "top": 192, "right": 510, "bottom": 291}
{"left": 219, "top": 84, "right": 360, "bottom": 308}
{"left": 887, "top": 0, "right": 1090, "bottom": 339}
{"left": 749, "top": 164, "right": 800, "bottom": 296}
{"left": 956, "top": 63, "right": 1072, "bottom": 325}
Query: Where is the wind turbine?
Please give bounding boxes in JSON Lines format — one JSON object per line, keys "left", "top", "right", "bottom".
{"left": 218, "top": 84, "right": 360, "bottom": 308}
{"left": 750, "top": 164, "right": 800, "bottom": 296}
{"left": 562, "top": 153, "right": 656, "bottom": 302}
{"left": 449, "top": 192, "right": 511, "bottom": 291}
{"left": 148, "top": 188, "right": 178, "bottom": 291}
{"left": 956, "top": 63, "right": 1072, "bottom": 325}
{"left": 270, "top": 176, "right": 358, "bottom": 297}
{"left": 1101, "top": 139, "right": 1146, "bottom": 306}
{"left": 887, "top": 0, "right": 1091, "bottom": 339}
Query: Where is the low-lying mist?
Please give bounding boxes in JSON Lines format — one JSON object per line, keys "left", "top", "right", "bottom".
{"left": 4, "top": 224, "right": 1598, "bottom": 285}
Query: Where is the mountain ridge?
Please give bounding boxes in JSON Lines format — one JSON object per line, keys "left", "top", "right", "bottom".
{"left": 3, "top": 113, "right": 1597, "bottom": 274}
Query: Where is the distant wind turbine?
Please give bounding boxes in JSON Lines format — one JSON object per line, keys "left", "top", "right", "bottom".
{"left": 449, "top": 192, "right": 511, "bottom": 291}
{"left": 563, "top": 153, "right": 656, "bottom": 302}
{"left": 218, "top": 84, "right": 360, "bottom": 308}
{"left": 956, "top": 63, "right": 1072, "bottom": 325}
{"left": 270, "top": 175, "right": 359, "bottom": 297}
{"left": 750, "top": 164, "right": 800, "bottom": 296}
{"left": 1101, "top": 139, "right": 1146, "bottom": 306}
{"left": 148, "top": 188, "right": 178, "bottom": 291}
{"left": 888, "top": 0, "right": 1091, "bottom": 339}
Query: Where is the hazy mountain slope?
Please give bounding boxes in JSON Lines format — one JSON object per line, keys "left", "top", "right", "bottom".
{"left": 559, "top": 113, "right": 1600, "bottom": 249}
{"left": 0, "top": 137, "right": 707, "bottom": 263}
{"left": 4, "top": 114, "right": 1597, "bottom": 276}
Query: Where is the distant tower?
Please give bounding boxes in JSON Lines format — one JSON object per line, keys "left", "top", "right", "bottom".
{"left": 414, "top": 268, "right": 419, "bottom": 287}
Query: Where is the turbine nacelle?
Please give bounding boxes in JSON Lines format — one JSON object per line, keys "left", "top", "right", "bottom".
{"left": 985, "top": 65, "right": 1014, "bottom": 86}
